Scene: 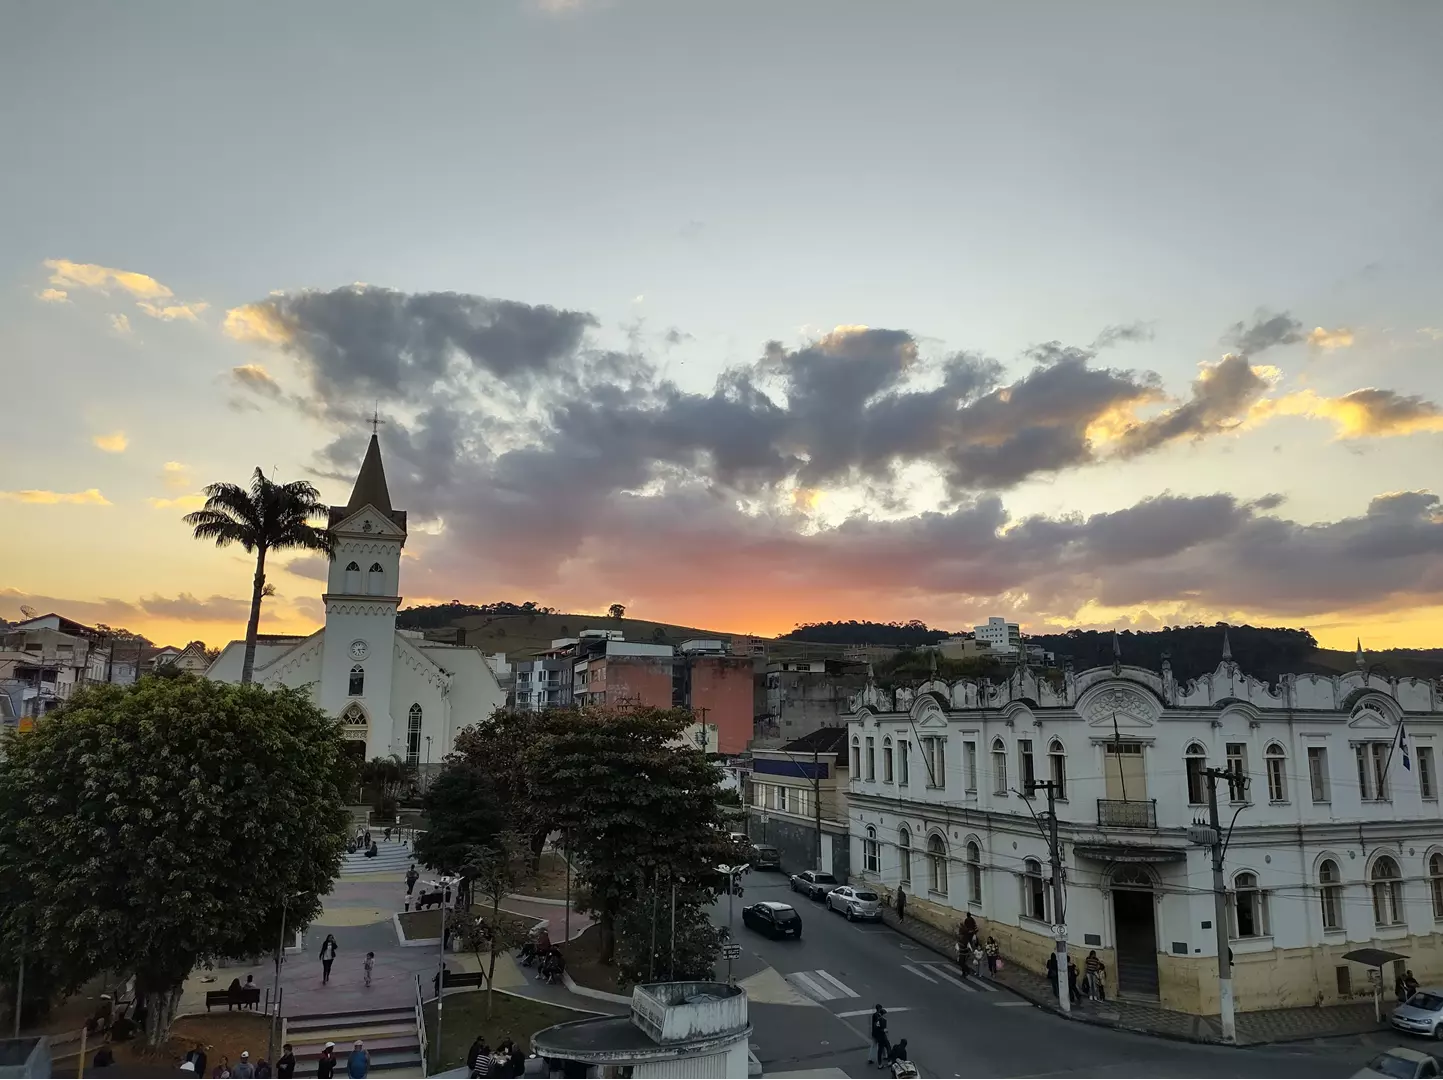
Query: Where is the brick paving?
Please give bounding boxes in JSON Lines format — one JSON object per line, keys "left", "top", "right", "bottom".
{"left": 879, "top": 907, "right": 1387, "bottom": 1046}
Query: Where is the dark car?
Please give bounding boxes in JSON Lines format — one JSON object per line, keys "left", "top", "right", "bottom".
{"left": 789, "top": 869, "right": 838, "bottom": 901}
{"left": 742, "top": 901, "right": 803, "bottom": 939}
{"left": 750, "top": 844, "right": 782, "bottom": 870}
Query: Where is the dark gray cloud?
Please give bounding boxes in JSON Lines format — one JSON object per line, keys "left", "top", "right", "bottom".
{"left": 1225, "top": 311, "right": 1304, "bottom": 356}
{"left": 1091, "top": 321, "right": 1155, "bottom": 349}
{"left": 1325, "top": 388, "right": 1443, "bottom": 436}
{"left": 1114, "top": 353, "right": 1269, "bottom": 456}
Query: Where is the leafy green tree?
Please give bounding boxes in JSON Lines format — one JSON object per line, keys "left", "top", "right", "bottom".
{"left": 607, "top": 603, "right": 626, "bottom": 620}
{"left": 527, "top": 706, "right": 732, "bottom": 963}
{"left": 614, "top": 878, "right": 719, "bottom": 989}
{"left": 360, "top": 754, "right": 416, "bottom": 816}
{"left": 414, "top": 763, "right": 508, "bottom": 894}
{"left": 184, "top": 468, "right": 334, "bottom": 683}
{"left": 0, "top": 676, "right": 350, "bottom": 1046}
{"left": 453, "top": 711, "right": 554, "bottom": 869}
{"left": 460, "top": 833, "right": 529, "bottom": 1017}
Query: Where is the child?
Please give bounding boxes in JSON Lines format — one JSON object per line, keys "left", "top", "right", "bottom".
{"left": 363, "top": 952, "right": 374, "bottom": 988}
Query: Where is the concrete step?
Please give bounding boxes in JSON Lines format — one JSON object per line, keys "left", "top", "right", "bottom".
{"left": 289, "top": 1022, "right": 415, "bottom": 1045}
{"left": 291, "top": 1033, "right": 418, "bottom": 1058}
{"left": 287, "top": 1007, "right": 414, "bottom": 1033}
{"left": 300, "top": 1048, "right": 422, "bottom": 1073}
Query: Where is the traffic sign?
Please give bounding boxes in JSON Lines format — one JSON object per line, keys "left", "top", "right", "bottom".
{"left": 1051, "top": 924, "right": 1068, "bottom": 941}
{"left": 721, "top": 943, "right": 742, "bottom": 959}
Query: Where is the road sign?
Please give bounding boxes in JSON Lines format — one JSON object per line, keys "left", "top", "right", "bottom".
{"left": 721, "top": 943, "right": 742, "bottom": 959}
{"left": 1051, "top": 924, "right": 1068, "bottom": 941}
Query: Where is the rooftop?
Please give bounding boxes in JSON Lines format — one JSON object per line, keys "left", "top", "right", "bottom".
{"left": 776, "top": 726, "right": 849, "bottom": 757}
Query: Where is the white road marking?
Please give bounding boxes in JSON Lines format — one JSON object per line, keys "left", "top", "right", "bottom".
{"left": 902, "top": 964, "right": 938, "bottom": 983}
{"left": 814, "top": 969, "right": 860, "bottom": 998}
{"left": 790, "top": 971, "right": 837, "bottom": 1001}
{"left": 836, "top": 1006, "right": 912, "bottom": 1018}
{"left": 926, "top": 963, "right": 997, "bottom": 993}
{"left": 994, "top": 1000, "right": 1033, "bottom": 1007}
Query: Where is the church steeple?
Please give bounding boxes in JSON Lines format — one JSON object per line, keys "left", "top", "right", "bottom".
{"left": 346, "top": 434, "right": 393, "bottom": 517}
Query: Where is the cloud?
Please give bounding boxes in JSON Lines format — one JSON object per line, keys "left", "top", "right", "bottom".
{"left": 37, "top": 288, "right": 69, "bottom": 303}
{"left": 92, "top": 431, "right": 128, "bottom": 453}
{"left": 0, "top": 587, "right": 312, "bottom": 633}
{"left": 109, "top": 313, "right": 132, "bottom": 335}
{"left": 161, "top": 461, "right": 192, "bottom": 492}
{"left": 1224, "top": 311, "right": 1304, "bottom": 356}
{"left": 44, "top": 259, "right": 174, "bottom": 300}
{"left": 137, "top": 300, "right": 209, "bottom": 322}
{"left": 147, "top": 494, "right": 207, "bottom": 511}
{"left": 224, "top": 303, "right": 294, "bottom": 345}
{"left": 1420, "top": 328, "right": 1443, "bottom": 342}
{"left": 1112, "top": 354, "right": 1273, "bottom": 456}
{"left": 1261, "top": 388, "right": 1443, "bottom": 439}
{"left": 282, "top": 555, "right": 331, "bottom": 582}
{"left": 0, "top": 488, "right": 111, "bottom": 505}
{"left": 230, "top": 363, "right": 285, "bottom": 399}
{"left": 1091, "top": 321, "right": 1155, "bottom": 349}
{"left": 1307, "top": 326, "right": 1355, "bottom": 350}
{"left": 135, "top": 592, "right": 250, "bottom": 622}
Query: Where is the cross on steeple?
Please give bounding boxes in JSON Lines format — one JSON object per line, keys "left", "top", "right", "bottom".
{"left": 369, "top": 406, "right": 385, "bottom": 436}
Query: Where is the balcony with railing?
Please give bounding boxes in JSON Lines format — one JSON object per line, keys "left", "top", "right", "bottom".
{"left": 1097, "top": 798, "right": 1157, "bottom": 829}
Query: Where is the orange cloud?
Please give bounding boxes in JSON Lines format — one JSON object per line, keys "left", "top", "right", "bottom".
{"left": 161, "top": 461, "right": 193, "bottom": 492}
{"left": 0, "top": 488, "right": 111, "bottom": 505}
{"left": 92, "top": 431, "right": 128, "bottom": 453}
{"left": 223, "top": 303, "right": 293, "bottom": 345}
{"left": 1307, "top": 326, "right": 1355, "bottom": 349}
{"left": 45, "top": 258, "right": 173, "bottom": 300}
{"left": 37, "top": 288, "right": 69, "bottom": 303}
{"left": 1259, "top": 388, "right": 1443, "bottom": 438}
{"left": 109, "top": 313, "right": 133, "bottom": 336}
{"left": 147, "top": 494, "right": 206, "bottom": 511}
{"left": 137, "top": 300, "right": 209, "bottom": 322}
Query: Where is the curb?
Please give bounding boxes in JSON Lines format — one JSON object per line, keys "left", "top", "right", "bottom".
{"left": 561, "top": 971, "right": 631, "bottom": 1005}
{"left": 506, "top": 893, "right": 571, "bottom": 907}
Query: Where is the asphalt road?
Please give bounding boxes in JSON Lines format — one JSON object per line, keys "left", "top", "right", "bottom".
{"left": 716, "top": 872, "right": 1415, "bottom": 1078}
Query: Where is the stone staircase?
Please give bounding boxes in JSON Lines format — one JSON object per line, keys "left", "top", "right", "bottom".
{"left": 340, "top": 838, "right": 415, "bottom": 876}
{"left": 285, "top": 1006, "right": 423, "bottom": 1076}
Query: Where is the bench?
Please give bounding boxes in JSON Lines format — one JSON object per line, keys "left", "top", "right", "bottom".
{"left": 442, "top": 970, "right": 487, "bottom": 990}
{"left": 204, "top": 988, "right": 261, "bottom": 1012}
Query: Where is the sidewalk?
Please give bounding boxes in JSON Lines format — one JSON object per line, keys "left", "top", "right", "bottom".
{"left": 879, "top": 908, "right": 1386, "bottom": 1046}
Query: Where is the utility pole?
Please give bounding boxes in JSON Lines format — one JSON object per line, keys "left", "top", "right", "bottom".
{"left": 1200, "top": 768, "right": 1243, "bottom": 1044}
{"left": 1028, "top": 779, "right": 1070, "bottom": 1015}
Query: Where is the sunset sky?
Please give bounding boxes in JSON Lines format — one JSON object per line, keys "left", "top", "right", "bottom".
{"left": 3, "top": 1, "right": 1442, "bottom": 653}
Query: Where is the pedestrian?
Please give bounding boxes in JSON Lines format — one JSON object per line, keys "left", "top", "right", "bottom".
{"left": 184, "top": 1044, "right": 208, "bottom": 1078}
{"left": 213, "top": 1056, "right": 232, "bottom": 1079}
{"left": 363, "top": 952, "right": 374, "bottom": 988}
{"left": 1067, "top": 955, "right": 1082, "bottom": 1006}
{"left": 406, "top": 865, "right": 419, "bottom": 896}
{"left": 895, "top": 886, "right": 906, "bottom": 922}
{"left": 468, "top": 1037, "right": 493, "bottom": 1078}
{"left": 234, "top": 1050, "right": 257, "bottom": 1078}
{"left": 886, "top": 1039, "right": 910, "bottom": 1067}
{"left": 1046, "top": 951, "right": 1059, "bottom": 1000}
{"left": 961, "top": 911, "right": 978, "bottom": 949}
{"left": 1405, "top": 970, "right": 1420, "bottom": 1001}
{"left": 319, "top": 934, "right": 339, "bottom": 985}
{"left": 316, "top": 1042, "right": 336, "bottom": 1079}
{"left": 868, "top": 1004, "right": 889, "bottom": 1069}
{"left": 347, "top": 1040, "right": 369, "bottom": 1079}
{"left": 1084, "top": 950, "right": 1105, "bottom": 1001}
{"left": 984, "top": 937, "right": 1000, "bottom": 975}
{"left": 276, "top": 1044, "right": 296, "bottom": 1079}
{"left": 255, "top": 1060, "right": 273, "bottom": 1079}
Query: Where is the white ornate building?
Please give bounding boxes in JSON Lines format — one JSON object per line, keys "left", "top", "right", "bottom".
{"left": 846, "top": 636, "right": 1443, "bottom": 1016}
{"left": 208, "top": 434, "right": 506, "bottom": 768}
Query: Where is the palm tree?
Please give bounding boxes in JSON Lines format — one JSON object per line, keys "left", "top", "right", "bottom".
{"left": 184, "top": 468, "right": 334, "bottom": 684}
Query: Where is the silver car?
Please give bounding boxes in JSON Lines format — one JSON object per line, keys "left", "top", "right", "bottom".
{"left": 1392, "top": 990, "right": 1443, "bottom": 1038}
{"left": 827, "top": 885, "right": 883, "bottom": 921}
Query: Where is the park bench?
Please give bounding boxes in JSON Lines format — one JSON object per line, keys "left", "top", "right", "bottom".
{"left": 442, "top": 970, "right": 486, "bottom": 990}
{"left": 204, "top": 987, "right": 261, "bottom": 1012}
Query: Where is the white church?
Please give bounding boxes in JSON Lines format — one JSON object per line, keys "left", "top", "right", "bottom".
{"left": 207, "top": 434, "right": 506, "bottom": 770}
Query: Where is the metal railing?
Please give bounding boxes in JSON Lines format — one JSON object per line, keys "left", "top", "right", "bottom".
{"left": 415, "top": 973, "right": 429, "bottom": 1077}
{"left": 1096, "top": 798, "right": 1157, "bottom": 829}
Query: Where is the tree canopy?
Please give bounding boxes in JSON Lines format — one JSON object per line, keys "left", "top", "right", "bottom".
{"left": 414, "top": 763, "right": 508, "bottom": 879}
{"left": 0, "top": 676, "right": 350, "bottom": 1045}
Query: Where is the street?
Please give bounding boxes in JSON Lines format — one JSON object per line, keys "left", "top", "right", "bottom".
{"left": 718, "top": 872, "right": 1417, "bottom": 1078}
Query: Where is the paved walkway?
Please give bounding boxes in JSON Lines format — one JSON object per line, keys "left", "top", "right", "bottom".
{"left": 878, "top": 908, "right": 1387, "bottom": 1046}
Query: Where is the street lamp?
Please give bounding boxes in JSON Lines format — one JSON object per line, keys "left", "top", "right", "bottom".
{"left": 269, "top": 890, "right": 307, "bottom": 1064}
{"left": 427, "top": 874, "right": 459, "bottom": 1071}
{"left": 717, "top": 863, "right": 750, "bottom": 984}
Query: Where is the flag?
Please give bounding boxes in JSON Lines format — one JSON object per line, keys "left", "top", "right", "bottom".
{"left": 1398, "top": 724, "right": 1411, "bottom": 772}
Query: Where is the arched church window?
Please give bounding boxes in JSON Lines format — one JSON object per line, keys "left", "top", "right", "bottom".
{"left": 345, "top": 561, "right": 361, "bottom": 592}
{"left": 406, "top": 703, "right": 423, "bottom": 766}
{"left": 368, "top": 562, "right": 385, "bottom": 596}
{"left": 349, "top": 665, "right": 364, "bottom": 697}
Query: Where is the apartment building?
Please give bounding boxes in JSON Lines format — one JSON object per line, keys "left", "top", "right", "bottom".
{"left": 846, "top": 639, "right": 1443, "bottom": 1017}
{"left": 972, "top": 616, "right": 1021, "bottom": 655}
{"left": 757, "top": 658, "right": 869, "bottom": 748}
{"left": 0, "top": 615, "right": 148, "bottom": 717}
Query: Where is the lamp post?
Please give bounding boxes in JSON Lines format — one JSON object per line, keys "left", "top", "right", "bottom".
{"left": 269, "top": 890, "right": 306, "bottom": 1065}
{"left": 429, "top": 875, "right": 457, "bottom": 1071}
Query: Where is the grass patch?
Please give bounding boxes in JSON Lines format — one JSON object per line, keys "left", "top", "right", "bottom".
{"left": 518, "top": 849, "right": 574, "bottom": 901}
{"left": 422, "top": 991, "right": 587, "bottom": 1071}
{"left": 557, "top": 923, "right": 624, "bottom": 996}
{"left": 398, "top": 908, "right": 535, "bottom": 941}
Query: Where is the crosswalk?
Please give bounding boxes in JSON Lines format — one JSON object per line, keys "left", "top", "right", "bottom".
{"left": 903, "top": 961, "right": 998, "bottom": 993}
{"left": 785, "top": 969, "right": 860, "bottom": 1002}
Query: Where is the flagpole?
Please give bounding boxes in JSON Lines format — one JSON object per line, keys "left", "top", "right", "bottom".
{"left": 1380, "top": 721, "right": 1409, "bottom": 798}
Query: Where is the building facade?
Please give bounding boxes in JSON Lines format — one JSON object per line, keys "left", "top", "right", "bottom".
{"left": 846, "top": 642, "right": 1443, "bottom": 1015}
{"left": 747, "top": 727, "right": 851, "bottom": 880}
{"left": 758, "top": 658, "right": 868, "bottom": 748}
{"left": 208, "top": 434, "right": 506, "bottom": 770}
{"left": 973, "top": 616, "right": 1021, "bottom": 656}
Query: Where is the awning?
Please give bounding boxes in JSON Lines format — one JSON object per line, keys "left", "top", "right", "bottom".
{"left": 1074, "top": 845, "right": 1187, "bottom": 864}
{"left": 1343, "top": 948, "right": 1409, "bottom": 969}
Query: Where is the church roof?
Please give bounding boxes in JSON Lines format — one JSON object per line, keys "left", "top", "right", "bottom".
{"left": 329, "top": 434, "right": 406, "bottom": 529}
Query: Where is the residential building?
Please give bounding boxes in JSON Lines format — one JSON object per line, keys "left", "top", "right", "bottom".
{"left": 573, "top": 637, "right": 675, "bottom": 708}
{"left": 973, "top": 616, "right": 1021, "bottom": 655}
{"left": 937, "top": 636, "right": 992, "bottom": 660}
{"left": 678, "top": 645, "right": 754, "bottom": 755}
{"left": 846, "top": 636, "right": 1443, "bottom": 1016}
{"left": 747, "top": 726, "right": 851, "bottom": 880}
{"left": 208, "top": 433, "right": 506, "bottom": 776}
{"left": 757, "top": 658, "right": 869, "bottom": 747}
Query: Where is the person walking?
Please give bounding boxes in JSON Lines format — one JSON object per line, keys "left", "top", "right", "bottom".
{"left": 1046, "top": 951, "right": 1059, "bottom": 1000}
{"left": 406, "top": 865, "right": 419, "bottom": 896}
{"left": 346, "top": 1041, "right": 369, "bottom": 1079}
{"left": 984, "top": 937, "right": 1000, "bottom": 975}
{"left": 1067, "top": 955, "right": 1082, "bottom": 1006}
{"left": 319, "top": 934, "right": 339, "bottom": 986}
{"left": 868, "top": 1005, "right": 889, "bottom": 1069}
{"left": 316, "top": 1043, "right": 336, "bottom": 1079}
{"left": 363, "top": 952, "right": 374, "bottom": 988}
{"left": 1084, "top": 950, "right": 1105, "bottom": 1001}
{"left": 895, "top": 886, "right": 906, "bottom": 922}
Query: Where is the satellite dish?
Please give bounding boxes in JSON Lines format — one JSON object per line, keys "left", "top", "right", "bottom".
{"left": 19, "top": 605, "right": 37, "bottom": 618}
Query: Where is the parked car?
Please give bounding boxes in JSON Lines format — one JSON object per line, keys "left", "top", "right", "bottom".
{"left": 1393, "top": 991, "right": 1443, "bottom": 1038}
{"left": 789, "top": 870, "right": 838, "bottom": 901}
{"left": 827, "top": 885, "right": 883, "bottom": 921}
{"left": 1353, "top": 1047, "right": 1441, "bottom": 1078}
{"left": 750, "top": 844, "right": 781, "bottom": 870}
{"left": 742, "top": 901, "right": 803, "bottom": 939}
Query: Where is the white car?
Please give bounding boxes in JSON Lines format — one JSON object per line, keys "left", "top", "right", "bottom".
{"left": 827, "top": 885, "right": 883, "bottom": 921}
{"left": 1353, "top": 1047, "right": 1441, "bottom": 1079}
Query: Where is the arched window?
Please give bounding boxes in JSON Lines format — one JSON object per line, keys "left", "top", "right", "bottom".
{"left": 406, "top": 703, "right": 423, "bottom": 766}
{"left": 1265, "top": 742, "right": 1287, "bottom": 803}
{"left": 883, "top": 737, "right": 894, "bottom": 783}
{"left": 927, "top": 834, "right": 948, "bottom": 896}
{"left": 864, "top": 825, "right": 879, "bottom": 874}
{"left": 348, "top": 665, "right": 364, "bottom": 696}
{"left": 367, "top": 562, "right": 385, "bottom": 596}
{"left": 1430, "top": 854, "right": 1443, "bottom": 920}
{"left": 991, "top": 737, "right": 1008, "bottom": 795}
{"left": 1231, "top": 871, "right": 1268, "bottom": 938}
{"left": 1048, "top": 738, "right": 1067, "bottom": 799}
{"left": 967, "top": 841, "right": 982, "bottom": 905}
{"left": 1319, "top": 859, "right": 1342, "bottom": 931}
{"left": 1185, "top": 742, "right": 1207, "bottom": 805}
{"left": 344, "top": 561, "right": 361, "bottom": 592}
{"left": 897, "top": 826, "right": 912, "bottom": 885}
{"left": 1372, "top": 856, "right": 1403, "bottom": 927}
{"left": 850, "top": 737, "right": 861, "bottom": 777}
{"left": 1023, "top": 858, "right": 1047, "bottom": 921}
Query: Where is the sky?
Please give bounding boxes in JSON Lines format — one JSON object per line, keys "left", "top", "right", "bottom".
{"left": 2, "top": 0, "right": 1442, "bottom": 652}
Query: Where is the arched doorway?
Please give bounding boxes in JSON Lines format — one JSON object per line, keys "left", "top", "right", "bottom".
{"left": 1110, "top": 864, "right": 1159, "bottom": 999}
